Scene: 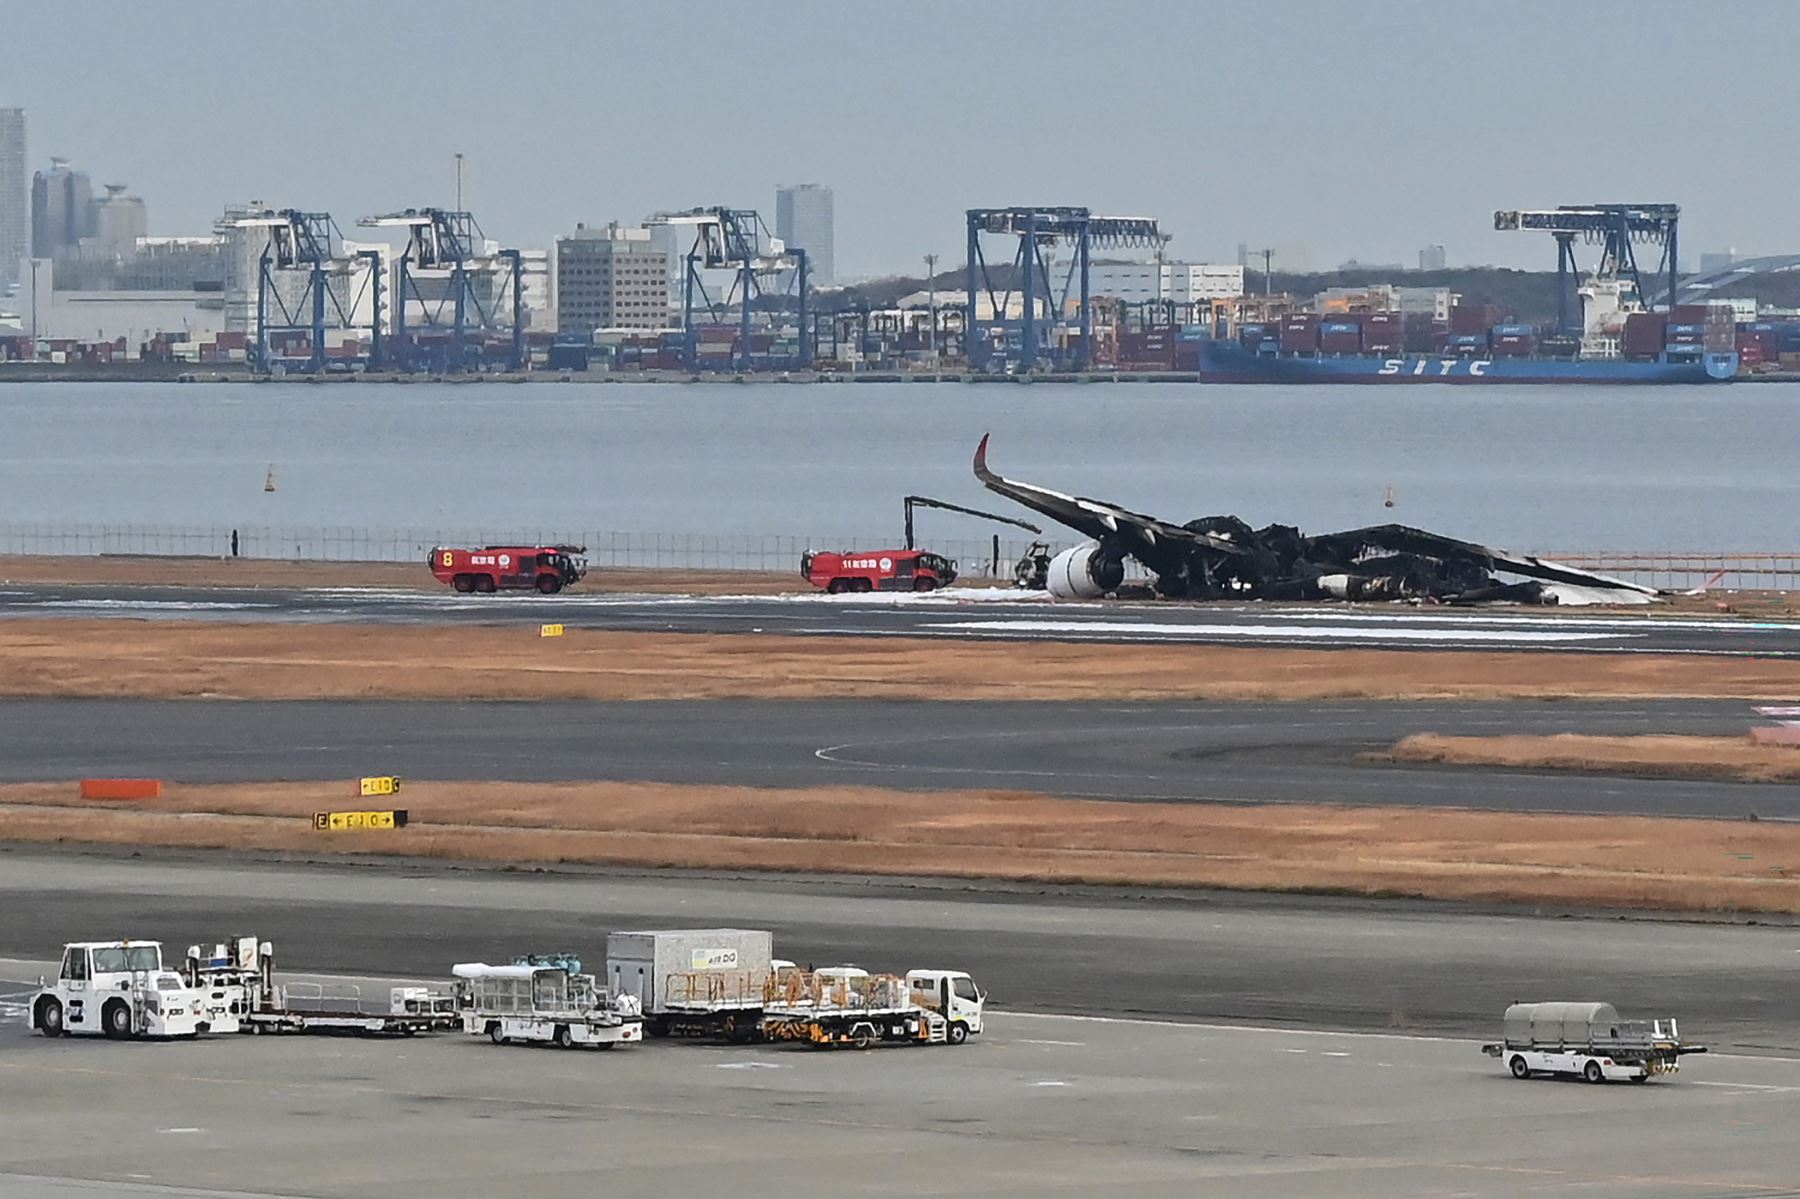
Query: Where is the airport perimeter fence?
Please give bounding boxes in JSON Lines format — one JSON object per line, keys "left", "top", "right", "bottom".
{"left": 2, "top": 523, "right": 1797, "bottom": 591}
{"left": 0, "top": 522, "right": 1072, "bottom": 580}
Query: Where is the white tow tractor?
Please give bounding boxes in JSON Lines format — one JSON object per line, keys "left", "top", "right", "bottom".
{"left": 32, "top": 941, "right": 241, "bottom": 1039}
{"left": 453, "top": 959, "right": 644, "bottom": 1049}
{"left": 184, "top": 936, "right": 457, "bottom": 1036}
{"left": 1482, "top": 1002, "right": 1706, "bottom": 1083}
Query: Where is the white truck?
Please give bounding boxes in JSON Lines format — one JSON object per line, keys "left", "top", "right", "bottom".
{"left": 453, "top": 960, "right": 643, "bottom": 1048}
{"left": 761, "top": 966, "right": 986, "bottom": 1049}
{"left": 183, "top": 936, "right": 457, "bottom": 1036}
{"left": 1482, "top": 1001, "right": 1706, "bottom": 1083}
{"left": 31, "top": 940, "right": 241, "bottom": 1039}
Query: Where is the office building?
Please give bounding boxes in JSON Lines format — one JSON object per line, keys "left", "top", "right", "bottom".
{"left": 555, "top": 223, "right": 669, "bottom": 332}
{"left": 775, "top": 183, "right": 833, "bottom": 284}
{"left": 1418, "top": 244, "right": 1447, "bottom": 271}
{"left": 0, "top": 108, "right": 25, "bottom": 285}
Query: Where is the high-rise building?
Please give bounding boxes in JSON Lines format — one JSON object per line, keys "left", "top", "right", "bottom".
{"left": 775, "top": 183, "right": 833, "bottom": 284}
{"left": 555, "top": 223, "right": 670, "bottom": 332}
{"left": 32, "top": 158, "right": 94, "bottom": 259}
{"left": 1418, "top": 244, "right": 1447, "bottom": 271}
{"left": 0, "top": 108, "right": 25, "bottom": 286}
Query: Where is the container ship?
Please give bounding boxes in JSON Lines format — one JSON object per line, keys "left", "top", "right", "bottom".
{"left": 1195, "top": 283, "right": 1739, "bottom": 384}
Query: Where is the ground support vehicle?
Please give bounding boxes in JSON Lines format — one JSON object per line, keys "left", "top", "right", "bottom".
{"left": 801, "top": 549, "right": 957, "bottom": 594}
{"left": 1481, "top": 1002, "right": 1705, "bottom": 1083}
{"left": 184, "top": 936, "right": 456, "bottom": 1036}
{"left": 32, "top": 940, "right": 240, "bottom": 1039}
{"left": 453, "top": 961, "right": 643, "bottom": 1048}
{"left": 429, "top": 544, "right": 587, "bottom": 594}
{"left": 607, "top": 929, "right": 775, "bottom": 1040}
{"left": 760, "top": 967, "right": 986, "bottom": 1050}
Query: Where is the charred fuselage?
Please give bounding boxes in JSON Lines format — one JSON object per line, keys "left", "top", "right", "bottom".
{"left": 973, "top": 435, "right": 1653, "bottom": 605}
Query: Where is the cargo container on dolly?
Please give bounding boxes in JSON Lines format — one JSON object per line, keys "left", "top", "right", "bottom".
{"left": 607, "top": 928, "right": 777, "bottom": 1040}
{"left": 1481, "top": 1001, "right": 1705, "bottom": 1083}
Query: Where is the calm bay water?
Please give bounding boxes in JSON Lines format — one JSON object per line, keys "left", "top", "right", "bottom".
{"left": 1, "top": 379, "right": 1795, "bottom": 551}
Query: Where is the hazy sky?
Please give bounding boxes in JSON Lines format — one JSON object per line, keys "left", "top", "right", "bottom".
{"left": 8, "top": 1, "right": 1794, "bottom": 278}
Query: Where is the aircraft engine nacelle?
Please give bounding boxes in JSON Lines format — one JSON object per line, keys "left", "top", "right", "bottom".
{"left": 1046, "top": 542, "right": 1125, "bottom": 599}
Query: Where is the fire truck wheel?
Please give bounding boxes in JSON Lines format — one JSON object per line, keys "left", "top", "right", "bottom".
{"left": 856, "top": 578, "right": 874, "bottom": 593}
{"left": 536, "top": 574, "right": 561, "bottom": 595}
{"left": 553, "top": 1025, "right": 573, "bottom": 1048}
{"left": 1584, "top": 1060, "right": 1605, "bottom": 1084}
{"left": 452, "top": 574, "right": 475, "bottom": 593}
{"left": 826, "top": 579, "right": 847, "bottom": 595}
{"left": 477, "top": 576, "right": 497, "bottom": 594}
{"left": 103, "top": 999, "right": 132, "bottom": 1039}
{"left": 947, "top": 1021, "right": 969, "bottom": 1046}
{"left": 912, "top": 578, "right": 937, "bottom": 592}
{"left": 1509, "top": 1055, "right": 1530, "bottom": 1079}
{"left": 34, "top": 997, "right": 63, "bottom": 1037}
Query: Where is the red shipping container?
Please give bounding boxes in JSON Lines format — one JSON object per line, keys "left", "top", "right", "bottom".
{"left": 1319, "top": 331, "right": 1362, "bottom": 354}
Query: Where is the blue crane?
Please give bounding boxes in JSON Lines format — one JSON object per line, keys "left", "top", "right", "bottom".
{"left": 1494, "top": 204, "right": 1679, "bottom": 334}
{"left": 235, "top": 210, "right": 379, "bottom": 374}
{"left": 964, "top": 207, "right": 1163, "bottom": 373}
{"left": 659, "top": 208, "right": 809, "bottom": 372}
{"left": 357, "top": 208, "right": 524, "bottom": 372}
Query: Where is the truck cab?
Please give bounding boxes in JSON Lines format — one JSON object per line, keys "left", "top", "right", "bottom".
{"left": 906, "top": 969, "right": 985, "bottom": 1045}
{"left": 33, "top": 941, "right": 234, "bottom": 1039}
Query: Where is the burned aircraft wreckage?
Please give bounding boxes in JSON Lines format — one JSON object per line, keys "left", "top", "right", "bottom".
{"left": 974, "top": 435, "right": 1654, "bottom": 605}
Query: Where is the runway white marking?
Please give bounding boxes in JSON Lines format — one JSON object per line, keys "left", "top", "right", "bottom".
{"left": 925, "top": 619, "right": 1630, "bottom": 644}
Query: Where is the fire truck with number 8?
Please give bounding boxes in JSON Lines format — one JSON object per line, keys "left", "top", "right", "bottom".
{"left": 429, "top": 545, "right": 587, "bottom": 594}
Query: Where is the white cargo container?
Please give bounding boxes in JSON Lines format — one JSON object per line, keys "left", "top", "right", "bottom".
{"left": 606, "top": 928, "right": 773, "bottom": 1038}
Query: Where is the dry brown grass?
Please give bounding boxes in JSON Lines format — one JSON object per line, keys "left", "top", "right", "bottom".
{"left": 0, "top": 555, "right": 804, "bottom": 595}
{"left": 1387, "top": 732, "right": 1800, "bottom": 783}
{"left": 7, "top": 618, "right": 1800, "bottom": 702}
{"left": 3, "top": 778, "right": 1797, "bottom": 911}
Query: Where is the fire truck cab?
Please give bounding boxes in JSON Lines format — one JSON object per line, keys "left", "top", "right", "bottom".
{"left": 801, "top": 549, "right": 957, "bottom": 594}
{"left": 429, "top": 545, "right": 588, "bottom": 594}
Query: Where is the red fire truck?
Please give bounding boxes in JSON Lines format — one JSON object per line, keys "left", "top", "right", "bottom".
{"left": 429, "top": 545, "right": 588, "bottom": 594}
{"left": 801, "top": 550, "right": 957, "bottom": 594}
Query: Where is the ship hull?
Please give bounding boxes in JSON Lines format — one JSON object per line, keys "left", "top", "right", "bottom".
{"left": 1198, "top": 341, "right": 1738, "bottom": 383}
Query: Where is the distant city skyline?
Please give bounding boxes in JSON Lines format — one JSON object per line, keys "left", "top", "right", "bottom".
{"left": 3, "top": 1, "right": 1794, "bottom": 280}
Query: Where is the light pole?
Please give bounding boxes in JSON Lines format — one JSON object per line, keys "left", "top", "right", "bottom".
{"left": 923, "top": 252, "right": 938, "bottom": 357}
{"left": 454, "top": 152, "right": 464, "bottom": 211}
{"left": 28, "top": 257, "right": 40, "bottom": 357}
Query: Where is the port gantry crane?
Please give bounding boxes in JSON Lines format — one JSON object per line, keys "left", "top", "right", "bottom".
{"left": 234, "top": 210, "right": 383, "bottom": 374}
{"left": 659, "top": 207, "right": 809, "bottom": 372}
{"left": 356, "top": 208, "right": 524, "bottom": 373}
{"left": 1493, "top": 204, "right": 1679, "bottom": 335}
{"left": 964, "top": 207, "right": 1162, "bottom": 373}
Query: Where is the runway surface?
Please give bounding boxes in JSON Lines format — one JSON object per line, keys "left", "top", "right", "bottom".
{"left": 3, "top": 697, "right": 1792, "bottom": 818}
{"left": 6, "top": 581, "right": 1800, "bottom": 655}
{"left": 8, "top": 855, "right": 1800, "bottom": 1195}
{"left": 1, "top": 852, "right": 1797, "bottom": 1050}
{"left": 5, "top": 989, "right": 1798, "bottom": 1197}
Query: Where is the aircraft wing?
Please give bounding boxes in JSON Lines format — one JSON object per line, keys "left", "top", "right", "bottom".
{"left": 1314, "top": 524, "right": 1658, "bottom": 596}
{"left": 973, "top": 435, "right": 1243, "bottom": 556}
